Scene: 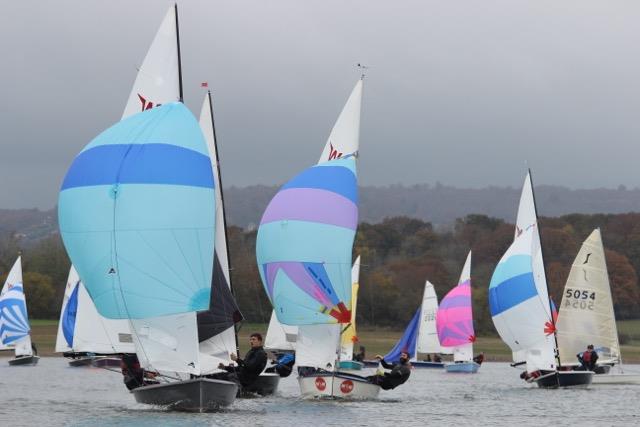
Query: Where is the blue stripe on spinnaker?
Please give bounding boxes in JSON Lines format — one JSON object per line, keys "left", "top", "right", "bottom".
{"left": 489, "top": 272, "right": 538, "bottom": 316}
{"left": 61, "top": 143, "right": 214, "bottom": 190}
{"left": 62, "top": 283, "right": 79, "bottom": 347}
{"left": 282, "top": 164, "right": 357, "bottom": 204}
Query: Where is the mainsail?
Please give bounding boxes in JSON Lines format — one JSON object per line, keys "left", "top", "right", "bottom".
{"left": 415, "top": 281, "right": 447, "bottom": 355}
{"left": 0, "top": 257, "right": 33, "bottom": 357}
{"left": 122, "top": 5, "right": 181, "bottom": 119}
{"left": 556, "top": 229, "right": 620, "bottom": 365}
{"left": 436, "top": 252, "right": 475, "bottom": 362}
{"left": 59, "top": 102, "right": 217, "bottom": 375}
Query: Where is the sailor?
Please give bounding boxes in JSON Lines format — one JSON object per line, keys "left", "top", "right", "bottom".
{"left": 353, "top": 346, "right": 366, "bottom": 362}
{"left": 366, "top": 351, "right": 411, "bottom": 390}
{"left": 265, "top": 352, "right": 295, "bottom": 377}
{"left": 577, "top": 344, "right": 599, "bottom": 371}
{"left": 473, "top": 352, "right": 485, "bottom": 365}
{"left": 216, "top": 333, "right": 268, "bottom": 387}
{"left": 120, "top": 353, "right": 144, "bottom": 390}
{"left": 433, "top": 354, "right": 442, "bottom": 363}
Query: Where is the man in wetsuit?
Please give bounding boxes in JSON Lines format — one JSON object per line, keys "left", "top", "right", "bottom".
{"left": 121, "top": 353, "right": 144, "bottom": 390}
{"left": 367, "top": 351, "right": 411, "bottom": 390}
{"left": 577, "top": 344, "right": 599, "bottom": 371}
{"left": 217, "top": 333, "right": 268, "bottom": 388}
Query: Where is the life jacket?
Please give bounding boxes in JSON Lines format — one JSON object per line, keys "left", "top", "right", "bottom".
{"left": 582, "top": 351, "right": 592, "bottom": 363}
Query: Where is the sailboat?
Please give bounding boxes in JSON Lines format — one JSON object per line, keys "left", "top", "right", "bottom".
{"left": 489, "top": 171, "right": 593, "bottom": 388}
{"left": 0, "top": 257, "right": 39, "bottom": 366}
{"left": 58, "top": 101, "right": 242, "bottom": 410}
{"left": 199, "top": 91, "right": 280, "bottom": 396}
{"left": 437, "top": 252, "right": 480, "bottom": 373}
{"left": 369, "top": 280, "right": 450, "bottom": 368}
{"left": 556, "top": 229, "right": 640, "bottom": 384}
{"left": 55, "top": 265, "right": 135, "bottom": 367}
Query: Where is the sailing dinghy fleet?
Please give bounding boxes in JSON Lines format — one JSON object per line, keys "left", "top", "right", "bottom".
{"left": 3, "top": 3, "right": 640, "bottom": 414}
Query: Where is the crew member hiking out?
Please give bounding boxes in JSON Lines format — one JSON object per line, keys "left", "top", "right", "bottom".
{"left": 366, "top": 351, "right": 411, "bottom": 390}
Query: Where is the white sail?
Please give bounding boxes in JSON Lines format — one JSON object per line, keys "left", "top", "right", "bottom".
{"left": 55, "top": 266, "right": 136, "bottom": 354}
{"left": 296, "top": 324, "right": 341, "bottom": 370}
{"left": 0, "top": 257, "right": 32, "bottom": 357}
{"left": 452, "top": 253, "right": 474, "bottom": 362}
{"left": 121, "top": 6, "right": 181, "bottom": 119}
{"left": 339, "top": 257, "right": 361, "bottom": 361}
{"left": 318, "top": 79, "right": 363, "bottom": 162}
{"left": 415, "top": 281, "right": 446, "bottom": 355}
{"left": 265, "top": 311, "right": 297, "bottom": 351}
{"left": 198, "top": 93, "right": 237, "bottom": 366}
{"left": 557, "top": 229, "right": 620, "bottom": 365}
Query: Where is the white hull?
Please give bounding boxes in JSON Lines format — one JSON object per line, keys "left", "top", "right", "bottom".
{"left": 592, "top": 373, "right": 640, "bottom": 385}
{"left": 298, "top": 373, "right": 380, "bottom": 399}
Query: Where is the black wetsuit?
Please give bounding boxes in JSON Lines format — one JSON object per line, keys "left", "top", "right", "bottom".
{"left": 222, "top": 346, "right": 268, "bottom": 387}
{"left": 121, "top": 354, "right": 144, "bottom": 390}
{"left": 368, "top": 358, "right": 411, "bottom": 390}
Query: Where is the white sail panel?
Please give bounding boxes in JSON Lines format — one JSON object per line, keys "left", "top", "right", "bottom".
{"left": 515, "top": 172, "right": 537, "bottom": 238}
{"left": 557, "top": 229, "right": 620, "bottom": 365}
{"left": 296, "top": 324, "right": 340, "bottom": 370}
{"left": 416, "top": 281, "right": 444, "bottom": 354}
{"left": 340, "top": 257, "right": 360, "bottom": 360}
{"left": 122, "top": 6, "right": 180, "bottom": 119}
{"left": 453, "top": 343, "right": 473, "bottom": 362}
{"left": 318, "top": 79, "right": 363, "bottom": 162}
{"left": 197, "top": 93, "right": 236, "bottom": 365}
{"left": 131, "top": 314, "right": 203, "bottom": 375}
{"left": 265, "top": 311, "right": 297, "bottom": 351}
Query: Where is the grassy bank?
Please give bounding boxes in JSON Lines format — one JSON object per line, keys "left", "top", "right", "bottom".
{"left": 23, "top": 319, "right": 640, "bottom": 363}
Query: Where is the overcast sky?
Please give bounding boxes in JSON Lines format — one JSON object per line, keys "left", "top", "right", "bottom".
{"left": 2, "top": 0, "right": 640, "bottom": 209}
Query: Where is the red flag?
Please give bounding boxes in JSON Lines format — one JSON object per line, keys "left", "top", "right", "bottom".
{"left": 201, "top": 82, "right": 209, "bottom": 88}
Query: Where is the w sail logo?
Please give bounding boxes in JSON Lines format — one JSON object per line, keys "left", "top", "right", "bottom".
{"left": 137, "top": 94, "right": 162, "bottom": 112}
{"left": 328, "top": 142, "right": 343, "bottom": 160}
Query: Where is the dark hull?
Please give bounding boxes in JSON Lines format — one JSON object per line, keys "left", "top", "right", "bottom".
{"left": 8, "top": 355, "right": 39, "bottom": 366}
{"left": 533, "top": 371, "right": 593, "bottom": 388}
{"left": 68, "top": 357, "right": 94, "bottom": 367}
{"left": 240, "top": 373, "right": 280, "bottom": 396}
{"left": 132, "top": 378, "right": 238, "bottom": 412}
{"left": 91, "top": 357, "right": 121, "bottom": 368}
{"left": 363, "top": 359, "right": 444, "bottom": 369}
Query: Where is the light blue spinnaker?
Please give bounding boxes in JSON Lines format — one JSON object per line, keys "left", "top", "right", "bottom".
{"left": 256, "top": 157, "right": 357, "bottom": 326}
{"left": 58, "top": 103, "right": 215, "bottom": 319}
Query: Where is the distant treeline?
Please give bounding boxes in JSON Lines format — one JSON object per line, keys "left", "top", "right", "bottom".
{"left": 1, "top": 213, "right": 639, "bottom": 334}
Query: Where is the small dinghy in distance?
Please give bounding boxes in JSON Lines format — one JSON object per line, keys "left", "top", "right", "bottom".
{"left": 1, "top": 257, "right": 40, "bottom": 366}
{"left": 489, "top": 171, "right": 593, "bottom": 388}
{"left": 437, "top": 252, "right": 480, "bottom": 373}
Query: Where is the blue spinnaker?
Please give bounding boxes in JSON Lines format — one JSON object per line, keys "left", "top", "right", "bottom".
{"left": 62, "top": 282, "right": 79, "bottom": 347}
{"left": 384, "top": 307, "right": 421, "bottom": 362}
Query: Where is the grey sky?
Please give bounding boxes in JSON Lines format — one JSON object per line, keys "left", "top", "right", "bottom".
{"left": 2, "top": 0, "right": 640, "bottom": 209}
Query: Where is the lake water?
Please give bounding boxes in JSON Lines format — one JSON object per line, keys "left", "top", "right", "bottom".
{"left": 1, "top": 357, "right": 639, "bottom": 426}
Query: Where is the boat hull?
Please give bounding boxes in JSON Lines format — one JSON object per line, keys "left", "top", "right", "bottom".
{"left": 445, "top": 361, "right": 480, "bottom": 373}
{"left": 68, "top": 357, "right": 94, "bottom": 367}
{"left": 91, "top": 357, "right": 121, "bottom": 368}
{"left": 241, "top": 373, "right": 280, "bottom": 396}
{"left": 8, "top": 355, "right": 39, "bottom": 366}
{"left": 298, "top": 372, "right": 380, "bottom": 399}
{"left": 363, "top": 359, "right": 444, "bottom": 369}
{"left": 533, "top": 371, "right": 593, "bottom": 388}
{"left": 592, "top": 373, "right": 640, "bottom": 385}
{"left": 132, "top": 378, "right": 237, "bottom": 412}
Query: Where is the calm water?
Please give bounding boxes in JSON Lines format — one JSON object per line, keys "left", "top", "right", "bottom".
{"left": 1, "top": 357, "right": 639, "bottom": 426}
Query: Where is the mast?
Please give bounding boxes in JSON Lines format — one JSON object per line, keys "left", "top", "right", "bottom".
{"left": 174, "top": 3, "right": 184, "bottom": 102}
{"left": 528, "top": 168, "right": 562, "bottom": 368}
{"left": 207, "top": 90, "right": 240, "bottom": 355}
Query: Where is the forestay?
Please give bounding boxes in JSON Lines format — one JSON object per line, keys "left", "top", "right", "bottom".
{"left": 436, "top": 252, "right": 475, "bottom": 362}
{"left": 122, "top": 6, "right": 181, "bottom": 119}
{"left": 556, "top": 229, "right": 620, "bottom": 365}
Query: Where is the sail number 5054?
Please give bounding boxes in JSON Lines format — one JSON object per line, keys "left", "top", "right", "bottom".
{"left": 565, "top": 288, "right": 595, "bottom": 310}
